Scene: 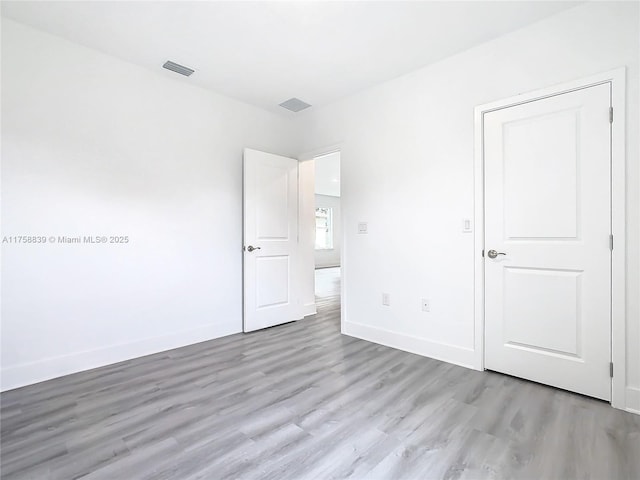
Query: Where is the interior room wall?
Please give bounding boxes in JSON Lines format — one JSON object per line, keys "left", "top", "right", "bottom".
{"left": 294, "top": 2, "right": 640, "bottom": 412}
{"left": 298, "top": 158, "right": 317, "bottom": 317}
{"left": 314, "top": 194, "right": 341, "bottom": 268}
{"left": 0, "top": 19, "right": 299, "bottom": 391}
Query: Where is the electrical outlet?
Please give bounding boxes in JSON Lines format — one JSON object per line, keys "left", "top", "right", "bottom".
{"left": 382, "top": 293, "right": 390, "bottom": 306}
{"left": 358, "top": 222, "right": 368, "bottom": 234}
{"left": 421, "top": 298, "right": 430, "bottom": 312}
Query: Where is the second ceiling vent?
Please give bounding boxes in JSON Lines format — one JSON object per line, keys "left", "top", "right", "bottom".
{"left": 163, "top": 61, "right": 195, "bottom": 77}
{"left": 279, "top": 98, "right": 312, "bottom": 112}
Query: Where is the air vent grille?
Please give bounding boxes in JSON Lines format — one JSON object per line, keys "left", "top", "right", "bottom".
{"left": 279, "top": 97, "right": 312, "bottom": 112}
{"left": 163, "top": 61, "right": 195, "bottom": 77}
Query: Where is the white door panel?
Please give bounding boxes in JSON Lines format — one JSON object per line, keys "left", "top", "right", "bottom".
{"left": 244, "top": 148, "right": 300, "bottom": 332}
{"left": 255, "top": 256, "right": 290, "bottom": 308}
{"left": 503, "top": 110, "right": 579, "bottom": 239}
{"left": 484, "top": 84, "right": 611, "bottom": 400}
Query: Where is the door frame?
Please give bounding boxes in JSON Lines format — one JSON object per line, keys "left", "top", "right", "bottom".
{"left": 472, "top": 68, "right": 627, "bottom": 410}
{"left": 298, "top": 144, "right": 345, "bottom": 327}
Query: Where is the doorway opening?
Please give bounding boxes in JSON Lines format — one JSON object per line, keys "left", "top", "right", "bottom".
{"left": 313, "top": 151, "right": 341, "bottom": 321}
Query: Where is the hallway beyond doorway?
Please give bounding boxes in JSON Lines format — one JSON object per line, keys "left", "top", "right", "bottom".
{"left": 315, "top": 267, "right": 340, "bottom": 298}
{"left": 315, "top": 267, "right": 340, "bottom": 321}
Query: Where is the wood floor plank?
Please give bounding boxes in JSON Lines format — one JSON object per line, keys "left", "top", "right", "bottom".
{"left": 2, "top": 267, "right": 639, "bottom": 479}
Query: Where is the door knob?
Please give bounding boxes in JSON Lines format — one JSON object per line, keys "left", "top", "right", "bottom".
{"left": 487, "top": 249, "right": 506, "bottom": 259}
{"left": 246, "top": 245, "right": 261, "bottom": 252}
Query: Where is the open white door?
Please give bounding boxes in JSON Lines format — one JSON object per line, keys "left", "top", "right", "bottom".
{"left": 243, "top": 148, "right": 301, "bottom": 332}
{"left": 484, "top": 83, "right": 611, "bottom": 400}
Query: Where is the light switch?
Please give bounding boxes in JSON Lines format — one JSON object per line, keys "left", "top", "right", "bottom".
{"left": 462, "top": 219, "right": 472, "bottom": 233}
{"left": 358, "top": 222, "right": 368, "bottom": 234}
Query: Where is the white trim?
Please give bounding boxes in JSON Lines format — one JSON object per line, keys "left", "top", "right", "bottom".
{"left": 473, "top": 102, "right": 486, "bottom": 372}
{"left": 302, "top": 302, "right": 317, "bottom": 317}
{"left": 1, "top": 321, "right": 240, "bottom": 392}
{"left": 343, "top": 321, "right": 476, "bottom": 369}
{"left": 296, "top": 154, "right": 316, "bottom": 320}
{"left": 626, "top": 386, "right": 640, "bottom": 414}
{"left": 473, "top": 68, "right": 627, "bottom": 410}
{"left": 298, "top": 143, "right": 342, "bottom": 162}
{"left": 609, "top": 69, "right": 627, "bottom": 411}
{"left": 298, "top": 143, "right": 345, "bottom": 328}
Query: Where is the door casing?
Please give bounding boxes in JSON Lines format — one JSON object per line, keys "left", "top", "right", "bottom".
{"left": 298, "top": 144, "right": 344, "bottom": 328}
{"left": 473, "top": 68, "right": 627, "bottom": 410}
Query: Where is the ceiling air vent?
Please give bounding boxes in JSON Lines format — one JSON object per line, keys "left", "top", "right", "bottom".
{"left": 279, "top": 98, "right": 312, "bottom": 112}
{"left": 162, "top": 61, "right": 195, "bottom": 77}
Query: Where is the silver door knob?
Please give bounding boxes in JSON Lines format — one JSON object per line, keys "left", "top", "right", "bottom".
{"left": 487, "top": 249, "right": 506, "bottom": 259}
{"left": 246, "top": 245, "right": 261, "bottom": 252}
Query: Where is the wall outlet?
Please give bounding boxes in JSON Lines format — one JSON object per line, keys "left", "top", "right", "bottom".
{"left": 421, "top": 298, "right": 430, "bottom": 312}
{"left": 382, "top": 293, "right": 390, "bottom": 306}
{"left": 358, "top": 222, "right": 368, "bottom": 234}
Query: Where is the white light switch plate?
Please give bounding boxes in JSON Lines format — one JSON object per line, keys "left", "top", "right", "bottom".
{"left": 462, "top": 219, "right": 473, "bottom": 233}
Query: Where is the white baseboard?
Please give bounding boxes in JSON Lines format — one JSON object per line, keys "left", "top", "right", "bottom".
{"left": 5, "top": 317, "right": 637, "bottom": 416}
{"left": 342, "top": 321, "right": 640, "bottom": 416}
{"left": 1, "top": 321, "right": 240, "bottom": 392}
{"left": 342, "top": 321, "right": 476, "bottom": 370}
{"left": 302, "top": 302, "right": 317, "bottom": 317}
{"left": 626, "top": 386, "right": 640, "bottom": 414}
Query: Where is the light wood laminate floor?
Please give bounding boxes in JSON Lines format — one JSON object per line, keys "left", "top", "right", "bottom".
{"left": 1, "top": 267, "right": 639, "bottom": 479}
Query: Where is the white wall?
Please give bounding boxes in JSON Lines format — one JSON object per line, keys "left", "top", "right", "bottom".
{"left": 295, "top": 2, "right": 640, "bottom": 412}
{"left": 298, "top": 158, "right": 316, "bottom": 317}
{"left": 314, "top": 194, "right": 341, "bottom": 268}
{"left": 0, "top": 19, "right": 298, "bottom": 391}
{"left": 314, "top": 152, "right": 341, "bottom": 197}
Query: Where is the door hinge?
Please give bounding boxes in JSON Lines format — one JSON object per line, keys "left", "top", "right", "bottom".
{"left": 609, "top": 234, "right": 614, "bottom": 251}
{"left": 609, "top": 106, "right": 613, "bottom": 124}
{"left": 610, "top": 362, "right": 614, "bottom": 378}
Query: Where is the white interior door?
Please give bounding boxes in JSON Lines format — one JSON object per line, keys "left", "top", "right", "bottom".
{"left": 243, "top": 148, "right": 301, "bottom": 332}
{"left": 484, "top": 83, "right": 611, "bottom": 400}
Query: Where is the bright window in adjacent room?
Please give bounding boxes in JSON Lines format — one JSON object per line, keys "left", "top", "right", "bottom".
{"left": 315, "top": 207, "right": 333, "bottom": 249}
